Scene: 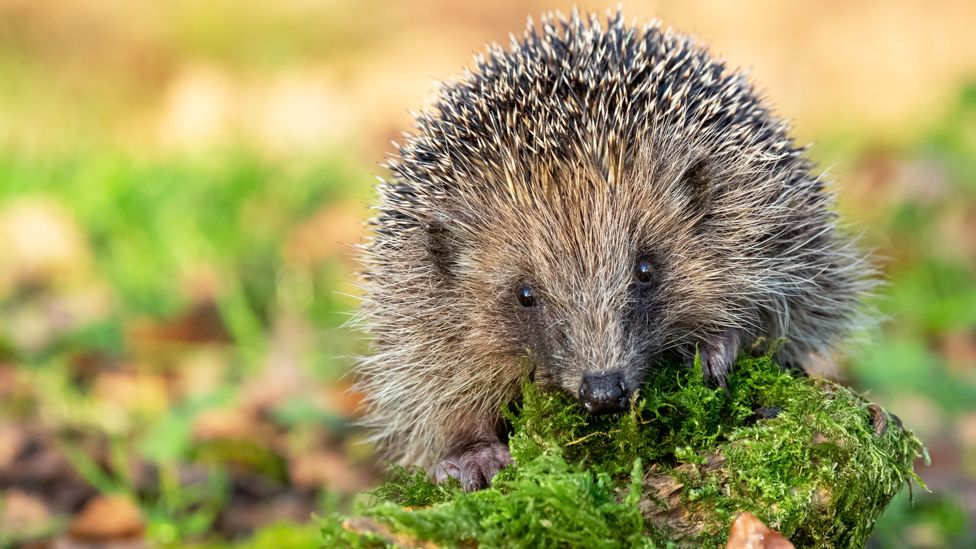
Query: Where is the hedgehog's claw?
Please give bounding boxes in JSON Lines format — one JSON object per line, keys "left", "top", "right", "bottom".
{"left": 698, "top": 328, "right": 741, "bottom": 388}
{"left": 432, "top": 440, "right": 513, "bottom": 491}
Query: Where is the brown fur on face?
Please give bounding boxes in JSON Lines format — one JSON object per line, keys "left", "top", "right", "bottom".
{"left": 354, "top": 11, "right": 876, "bottom": 475}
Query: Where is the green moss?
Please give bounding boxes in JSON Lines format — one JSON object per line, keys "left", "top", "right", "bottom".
{"left": 322, "top": 356, "right": 924, "bottom": 548}
{"left": 368, "top": 465, "right": 459, "bottom": 509}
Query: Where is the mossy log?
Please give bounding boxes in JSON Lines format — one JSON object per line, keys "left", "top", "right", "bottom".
{"left": 322, "top": 357, "right": 924, "bottom": 548}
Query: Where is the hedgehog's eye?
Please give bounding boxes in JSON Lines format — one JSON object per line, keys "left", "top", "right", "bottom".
{"left": 634, "top": 257, "right": 655, "bottom": 284}
{"left": 517, "top": 285, "right": 536, "bottom": 307}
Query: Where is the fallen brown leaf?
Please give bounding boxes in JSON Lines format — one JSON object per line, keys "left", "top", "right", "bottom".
{"left": 128, "top": 301, "right": 230, "bottom": 345}
{"left": 0, "top": 423, "right": 26, "bottom": 469}
{"left": 0, "top": 364, "right": 16, "bottom": 400}
{"left": 192, "top": 407, "right": 275, "bottom": 443}
{"left": 726, "top": 512, "right": 794, "bottom": 549}
{"left": 91, "top": 371, "right": 169, "bottom": 415}
{"left": 319, "top": 382, "right": 365, "bottom": 418}
{"left": 288, "top": 449, "right": 372, "bottom": 493}
{"left": 0, "top": 489, "right": 53, "bottom": 539}
{"left": 68, "top": 495, "right": 144, "bottom": 542}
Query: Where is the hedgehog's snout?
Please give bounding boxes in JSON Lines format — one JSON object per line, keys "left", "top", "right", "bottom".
{"left": 578, "top": 371, "right": 630, "bottom": 414}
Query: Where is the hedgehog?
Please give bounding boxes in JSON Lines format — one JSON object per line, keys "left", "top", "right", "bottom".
{"left": 355, "top": 10, "right": 875, "bottom": 491}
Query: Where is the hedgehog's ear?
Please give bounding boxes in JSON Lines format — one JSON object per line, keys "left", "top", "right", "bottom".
{"left": 425, "top": 218, "right": 460, "bottom": 277}
{"left": 681, "top": 158, "right": 716, "bottom": 225}
{"left": 682, "top": 158, "right": 712, "bottom": 203}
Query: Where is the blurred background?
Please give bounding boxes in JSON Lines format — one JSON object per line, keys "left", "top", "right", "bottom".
{"left": 0, "top": 0, "right": 973, "bottom": 546}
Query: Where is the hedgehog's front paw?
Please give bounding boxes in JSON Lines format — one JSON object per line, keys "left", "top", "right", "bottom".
{"left": 698, "top": 328, "right": 741, "bottom": 388}
{"left": 432, "top": 440, "right": 513, "bottom": 492}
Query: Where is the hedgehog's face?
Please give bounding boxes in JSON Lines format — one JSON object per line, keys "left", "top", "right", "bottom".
{"left": 456, "top": 179, "right": 708, "bottom": 415}
{"left": 505, "top": 251, "right": 666, "bottom": 414}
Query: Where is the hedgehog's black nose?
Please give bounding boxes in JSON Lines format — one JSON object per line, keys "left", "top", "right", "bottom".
{"left": 578, "top": 371, "right": 629, "bottom": 414}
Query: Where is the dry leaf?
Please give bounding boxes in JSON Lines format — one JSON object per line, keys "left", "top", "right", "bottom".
{"left": 319, "top": 382, "right": 365, "bottom": 418}
{"left": 0, "top": 489, "right": 52, "bottom": 537}
{"left": 192, "top": 407, "right": 268, "bottom": 442}
{"left": 726, "top": 512, "right": 794, "bottom": 549}
{"left": 91, "top": 371, "right": 169, "bottom": 415}
{"left": 289, "top": 449, "right": 372, "bottom": 493}
{"left": 0, "top": 424, "right": 26, "bottom": 469}
{"left": 68, "top": 495, "right": 144, "bottom": 541}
